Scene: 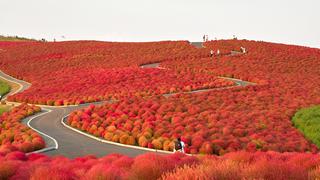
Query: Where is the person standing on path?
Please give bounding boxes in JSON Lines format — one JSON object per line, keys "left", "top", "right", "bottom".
{"left": 210, "top": 49, "right": 214, "bottom": 58}
{"left": 241, "top": 47, "right": 246, "bottom": 53}
{"left": 174, "top": 137, "right": 185, "bottom": 153}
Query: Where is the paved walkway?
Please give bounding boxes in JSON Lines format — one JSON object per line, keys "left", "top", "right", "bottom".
{"left": 190, "top": 42, "right": 203, "bottom": 48}
{"left": 0, "top": 71, "right": 160, "bottom": 158}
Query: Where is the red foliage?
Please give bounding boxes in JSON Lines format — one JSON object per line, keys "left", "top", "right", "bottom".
{"left": 0, "top": 104, "right": 44, "bottom": 154}
{"left": 2, "top": 39, "right": 320, "bottom": 156}
{"left": 67, "top": 40, "right": 320, "bottom": 154}
{"left": 0, "top": 151, "right": 319, "bottom": 179}
{"left": 1, "top": 41, "right": 216, "bottom": 105}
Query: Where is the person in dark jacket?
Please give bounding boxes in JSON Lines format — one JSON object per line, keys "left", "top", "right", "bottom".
{"left": 173, "top": 137, "right": 185, "bottom": 153}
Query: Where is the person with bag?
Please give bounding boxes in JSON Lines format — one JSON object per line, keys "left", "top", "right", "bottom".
{"left": 174, "top": 137, "right": 185, "bottom": 153}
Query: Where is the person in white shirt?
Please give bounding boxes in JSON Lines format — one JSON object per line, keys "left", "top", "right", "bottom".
{"left": 173, "top": 137, "right": 185, "bottom": 153}
{"left": 210, "top": 49, "right": 214, "bottom": 57}
{"left": 241, "top": 47, "right": 246, "bottom": 53}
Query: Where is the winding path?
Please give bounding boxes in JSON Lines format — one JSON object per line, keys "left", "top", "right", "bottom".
{"left": 0, "top": 42, "right": 255, "bottom": 158}
{"left": 0, "top": 71, "right": 167, "bottom": 158}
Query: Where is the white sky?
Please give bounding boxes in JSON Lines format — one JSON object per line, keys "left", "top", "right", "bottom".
{"left": 1, "top": 0, "right": 319, "bottom": 48}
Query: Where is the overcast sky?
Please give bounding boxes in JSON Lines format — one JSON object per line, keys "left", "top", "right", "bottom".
{"left": 1, "top": 0, "right": 319, "bottom": 48}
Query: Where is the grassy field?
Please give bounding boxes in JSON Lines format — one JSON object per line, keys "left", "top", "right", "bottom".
{"left": 292, "top": 105, "right": 320, "bottom": 148}
{"left": 0, "top": 80, "right": 11, "bottom": 97}
{"left": 0, "top": 80, "right": 11, "bottom": 115}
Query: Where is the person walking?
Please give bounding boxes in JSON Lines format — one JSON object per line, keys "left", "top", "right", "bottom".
{"left": 241, "top": 47, "right": 246, "bottom": 53}
{"left": 217, "top": 49, "right": 220, "bottom": 55}
{"left": 203, "top": 35, "right": 206, "bottom": 42}
{"left": 210, "top": 49, "right": 214, "bottom": 58}
{"left": 174, "top": 137, "right": 185, "bottom": 153}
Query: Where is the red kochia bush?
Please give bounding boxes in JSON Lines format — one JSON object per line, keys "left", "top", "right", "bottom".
{"left": 66, "top": 40, "right": 320, "bottom": 155}
{"left": 1, "top": 41, "right": 211, "bottom": 105}
{"left": 130, "top": 153, "right": 176, "bottom": 179}
{"left": 8, "top": 67, "right": 233, "bottom": 105}
{"left": 85, "top": 164, "right": 126, "bottom": 180}
{"left": 0, "top": 151, "right": 319, "bottom": 179}
{"left": 161, "top": 151, "right": 320, "bottom": 180}
{"left": 0, "top": 104, "right": 44, "bottom": 154}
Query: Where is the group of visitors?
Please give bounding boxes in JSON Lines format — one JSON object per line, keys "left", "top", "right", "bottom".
{"left": 210, "top": 49, "right": 220, "bottom": 57}
{"left": 203, "top": 35, "right": 209, "bottom": 42}
{"left": 209, "top": 47, "right": 246, "bottom": 58}
{"left": 203, "top": 35, "right": 247, "bottom": 58}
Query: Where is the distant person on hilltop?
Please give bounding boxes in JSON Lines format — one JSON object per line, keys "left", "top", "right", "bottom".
{"left": 203, "top": 35, "right": 206, "bottom": 42}
{"left": 174, "top": 137, "right": 185, "bottom": 153}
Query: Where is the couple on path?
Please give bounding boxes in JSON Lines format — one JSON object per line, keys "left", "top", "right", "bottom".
{"left": 203, "top": 35, "right": 209, "bottom": 42}
{"left": 210, "top": 49, "right": 220, "bottom": 57}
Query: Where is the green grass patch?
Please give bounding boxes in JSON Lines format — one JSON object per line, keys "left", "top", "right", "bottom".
{"left": 0, "top": 106, "right": 10, "bottom": 115}
{"left": 292, "top": 105, "right": 320, "bottom": 148}
{"left": 0, "top": 80, "right": 11, "bottom": 96}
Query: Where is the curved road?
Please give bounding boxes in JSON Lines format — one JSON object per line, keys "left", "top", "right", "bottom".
{"left": 32, "top": 106, "right": 162, "bottom": 158}
{"left": 0, "top": 71, "right": 166, "bottom": 158}
{"left": 0, "top": 42, "right": 255, "bottom": 158}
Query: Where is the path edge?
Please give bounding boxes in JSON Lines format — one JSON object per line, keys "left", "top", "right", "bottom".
{"left": 61, "top": 115, "right": 176, "bottom": 155}
{"left": 26, "top": 108, "right": 59, "bottom": 155}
